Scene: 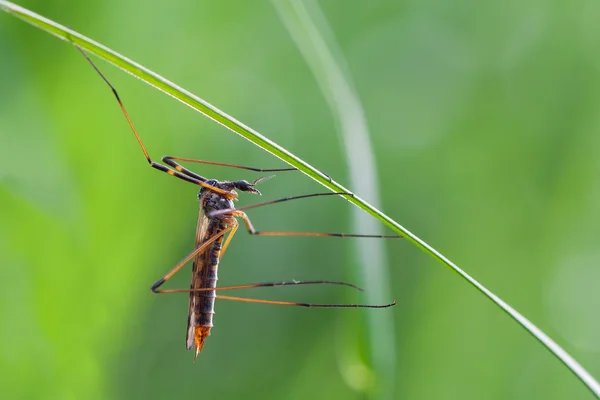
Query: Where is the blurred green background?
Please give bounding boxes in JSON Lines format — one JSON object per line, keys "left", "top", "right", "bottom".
{"left": 2, "top": 0, "right": 600, "bottom": 399}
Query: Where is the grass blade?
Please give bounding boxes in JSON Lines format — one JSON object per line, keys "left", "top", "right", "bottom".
{"left": 273, "top": 1, "right": 395, "bottom": 398}
{"left": 1, "top": 1, "right": 599, "bottom": 397}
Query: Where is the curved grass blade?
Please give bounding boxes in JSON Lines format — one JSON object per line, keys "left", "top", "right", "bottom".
{"left": 1, "top": 1, "right": 599, "bottom": 397}
{"left": 273, "top": 1, "right": 395, "bottom": 398}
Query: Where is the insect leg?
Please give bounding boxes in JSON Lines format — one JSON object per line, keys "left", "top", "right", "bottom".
{"left": 219, "top": 218, "right": 238, "bottom": 258}
{"left": 162, "top": 156, "right": 296, "bottom": 177}
{"left": 152, "top": 279, "right": 363, "bottom": 294}
{"left": 215, "top": 295, "right": 396, "bottom": 309}
{"left": 155, "top": 281, "right": 393, "bottom": 309}
{"left": 162, "top": 157, "right": 333, "bottom": 181}
{"left": 226, "top": 209, "right": 401, "bottom": 239}
{"left": 150, "top": 227, "right": 232, "bottom": 292}
{"left": 76, "top": 46, "right": 235, "bottom": 196}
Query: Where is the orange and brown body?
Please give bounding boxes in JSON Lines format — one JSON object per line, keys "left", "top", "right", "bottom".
{"left": 186, "top": 185, "right": 236, "bottom": 358}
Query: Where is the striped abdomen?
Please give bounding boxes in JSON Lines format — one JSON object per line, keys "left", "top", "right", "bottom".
{"left": 186, "top": 218, "right": 226, "bottom": 357}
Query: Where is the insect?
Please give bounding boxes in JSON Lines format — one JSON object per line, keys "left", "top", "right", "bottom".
{"left": 76, "top": 46, "right": 399, "bottom": 360}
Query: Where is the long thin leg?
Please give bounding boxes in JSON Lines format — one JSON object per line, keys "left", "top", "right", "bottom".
{"left": 152, "top": 279, "right": 363, "bottom": 294}
{"left": 162, "top": 156, "right": 335, "bottom": 182}
{"left": 162, "top": 156, "right": 333, "bottom": 182}
{"left": 163, "top": 156, "right": 296, "bottom": 181}
{"left": 155, "top": 278, "right": 394, "bottom": 307}
{"left": 207, "top": 192, "right": 402, "bottom": 239}
{"left": 76, "top": 46, "right": 236, "bottom": 197}
{"left": 207, "top": 192, "right": 354, "bottom": 218}
{"left": 216, "top": 295, "right": 396, "bottom": 309}
{"left": 162, "top": 157, "right": 334, "bottom": 183}
{"left": 219, "top": 218, "right": 238, "bottom": 257}
{"left": 150, "top": 227, "right": 232, "bottom": 292}
{"left": 227, "top": 209, "right": 401, "bottom": 239}
{"left": 236, "top": 192, "right": 354, "bottom": 213}
{"left": 152, "top": 163, "right": 234, "bottom": 196}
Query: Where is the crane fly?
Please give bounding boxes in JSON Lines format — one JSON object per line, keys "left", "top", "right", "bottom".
{"left": 76, "top": 46, "right": 399, "bottom": 360}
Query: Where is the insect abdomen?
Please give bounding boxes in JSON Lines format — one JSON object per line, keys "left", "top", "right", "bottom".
{"left": 186, "top": 229, "right": 223, "bottom": 358}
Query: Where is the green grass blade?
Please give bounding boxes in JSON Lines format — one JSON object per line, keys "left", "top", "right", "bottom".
{"left": 2, "top": 1, "right": 599, "bottom": 397}
{"left": 273, "top": 1, "right": 395, "bottom": 398}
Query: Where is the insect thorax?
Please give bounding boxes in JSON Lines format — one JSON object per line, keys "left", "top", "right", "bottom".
{"left": 199, "top": 180, "right": 236, "bottom": 217}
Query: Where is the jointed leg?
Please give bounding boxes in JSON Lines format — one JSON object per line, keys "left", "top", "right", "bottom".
{"left": 207, "top": 192, "right": 356, "bottom": 219}
{"left": 152, "top": 279, "right": 363, "bottom": 294}
{"left": 150, "top": 226, "right": 232, "bottom": 292}
{"left": 215, "top": 295, "right": 396, "bottom": 308}
{"left": 163, "top": 156, "right": 296, "bottom": 177}
{"left": 162, "top": 156, "right": 335, "bottom": 184}
{"left": 76, "top": 46, "right": 233, "bottom": 197}
{"left": 153, "top": 279, "right": 394, "bottom": 308}
{"left": 229, "top": 209, "right": 401, "bottom": 239}
{"left": 206, "top": 191, "right": 402, "bottom": 238}
{"left": 236, "top": 192, "right": 354, "bottom": 213}
{"left": 219, "top": 218, "right": 238, "bottom": 258}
